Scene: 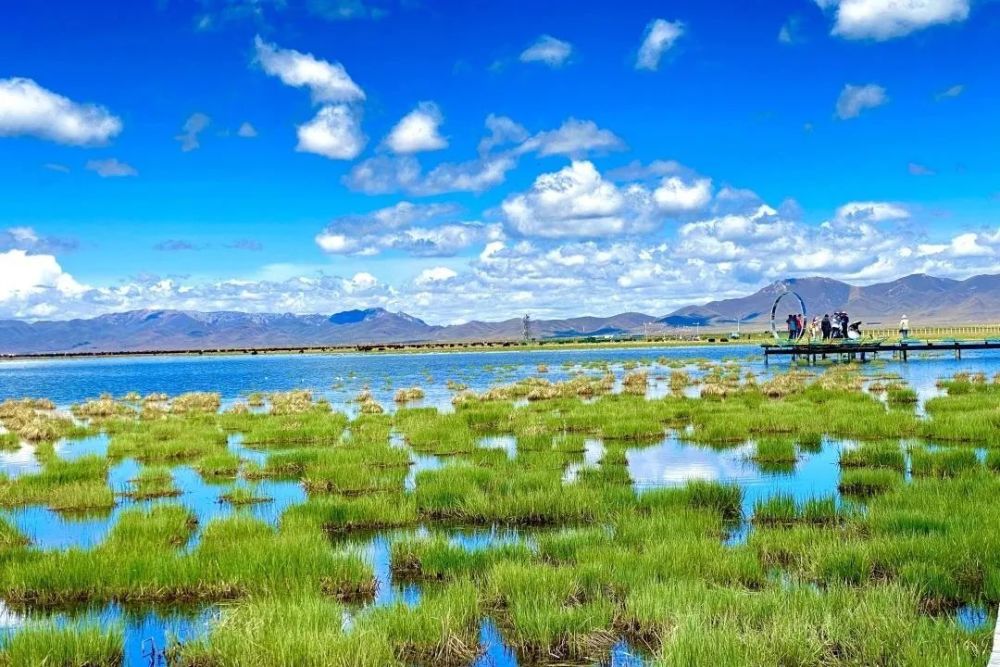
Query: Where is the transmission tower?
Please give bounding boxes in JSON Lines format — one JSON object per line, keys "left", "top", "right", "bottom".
{"left": 521, "top": 314, "right": 532, "bottom": 342}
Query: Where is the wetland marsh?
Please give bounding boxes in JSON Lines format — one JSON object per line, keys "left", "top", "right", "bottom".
{"left": 0, "top": 346, "right": 997, "bottom": 666}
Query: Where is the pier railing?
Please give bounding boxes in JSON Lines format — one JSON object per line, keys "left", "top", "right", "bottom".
{"left": 861, "top": 324, "right": 1000, "bottom": 339}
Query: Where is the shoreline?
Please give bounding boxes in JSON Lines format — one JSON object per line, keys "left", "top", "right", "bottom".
{"left": 2, "top": 325, "right": 998, "bottom": 363}
{"left": 0, "top": 336, "right": 764, "bottom": 363}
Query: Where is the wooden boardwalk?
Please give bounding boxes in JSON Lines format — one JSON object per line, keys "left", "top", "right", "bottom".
{"left": 990, "top": 607, "right": 1000, "bottom": 667}
{"left": 762, "top": 339, "right": 1000, "bottom": 364}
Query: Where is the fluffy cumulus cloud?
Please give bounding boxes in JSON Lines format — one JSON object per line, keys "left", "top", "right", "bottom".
{"left": 817, "top": 0, "right": 969, "bottom": 40}
{"left": 653, "top": 177, "right": 712, "bottom": 214}
{"left": 383, "top": 102, "right": 447, "bottom": 154}
{"left": 296, "top": 104, "right": 367, "bottom": 159}
{"left": 501, "top": 161, "right": 652, "bottom": 239}
{"left": 315, "top": 201, "right": 502, "bottom": 256}
{"left": 0, "top": 249, "right": 86, "bottom": 316}
{"left": 254, "top": 36, "right": 364, "bottom": 103}
{"left": 254, "top": 36, "right": 367, "bottom": 160}
{"left": 499, "top": 160, "right": 712, "bottom": 239}
{"left": 836, "top": 83, "right": 888, "bottom": 119}
{"left": 0, "top": 77, "right": 121, "bottom": 146}
{"left": 414, "top": 266, "right": 458, "bottom": 287}
{"left": 636, "top": 19, "right": 684, "bottom": 70}
{"left": 519, "top": 35, "right": 573, "bottom": 67}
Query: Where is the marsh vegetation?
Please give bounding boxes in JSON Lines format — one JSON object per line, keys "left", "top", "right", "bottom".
{"left": 0, "top": 357, "right": 997, "bottom": 665}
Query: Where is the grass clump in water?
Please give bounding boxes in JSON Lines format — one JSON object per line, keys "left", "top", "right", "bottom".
{"left": 227, "top": 411, "right": 349, "bottom": 447}
{"left": 109, "top": 418, "right": 227, "bottom": 462}
{"left": 196, "top": 451, "right": 240, "bottom": 478}
{"left": 171, "top": 392, "right": 222, "bottom": 414}
{"left": 753, "top": 494, "right": 846, "bottom": 527}
{"left": 0, "top": 455, "right": 114, "bottom": 512}
{"left": 122, "top": 466, "right": 179, "bottom": 500}
{"left": 0, "top": 431, "right": 20, "bottom": 451}
{"left": 839, "top": 442, "right": 905, "bottom": 471}
{"left": 751, "top": 439, "right": 797, "bottom": 467}
{"left": 220, "top": 486, "right": 272, "bottom": 506}
{"left": 393, "top": 387, "right": 425, "bottom": 403}
{"left": 0, "top": 621, "right": 123, "bottom": 667}
{"left": 0, "top": 510, "right": 375, "bottom": 606}
{"left": 682, "top": 481, "right": 742, "bottom": 520}
{"left": 838, "top": 469, "right": 900, "bottom": 497}
{"left": 174, "top": 596, "right": 398, "bottom": 666}
{"left": 909, "top": 446, "right": 979, "bottom": 478}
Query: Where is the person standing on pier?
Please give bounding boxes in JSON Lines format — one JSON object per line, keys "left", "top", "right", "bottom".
{"left": 841, "top": 312, "right": 849, "bottom": 339}
{"left": 899, "top": 314, "right": 909, "bottom": 338}
{"left": 821, "top": 314, "right": 832, "bottom": 340}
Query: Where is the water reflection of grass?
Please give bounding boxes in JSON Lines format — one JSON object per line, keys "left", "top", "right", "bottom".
{"left": 0, "top": 366, "right": 997, "bottom": 664}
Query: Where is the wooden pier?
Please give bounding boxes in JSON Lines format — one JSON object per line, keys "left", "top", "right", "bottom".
{"left": 762, "top": 339, "right": 1000, "bottom": 365}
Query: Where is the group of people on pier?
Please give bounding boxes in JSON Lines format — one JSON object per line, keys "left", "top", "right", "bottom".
{"left": 786, "top": 312, "right": 861, "bottom": 341}
{"left": 785, "top": 313, "right": 911, "bottom": 342}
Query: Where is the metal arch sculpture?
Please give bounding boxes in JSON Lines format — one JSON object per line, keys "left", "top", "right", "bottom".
{"left": 770, "top": 290, "right": 807, "bottom": 340}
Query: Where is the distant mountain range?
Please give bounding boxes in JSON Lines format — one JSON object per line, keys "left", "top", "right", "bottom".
{"left": 661, "top": 273, "right": 1000, "bottom": 328}
{"left": 1, "top": 273, "right": 997, "bottom": 354}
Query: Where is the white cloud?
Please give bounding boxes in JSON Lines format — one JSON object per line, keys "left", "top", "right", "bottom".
{"left": 519, "top": 35, "right": 573, "bottom": 67}
{"left": 0, "top": 250, "right": 86, "bottom": 302}
{"left": 833, "top": 201, "right": 910, "bottom": 223}
{"left": 0, "top": 227, "right": 77, "bottom": 254}
{"left": 836, "top": 83, "right": 888, "bottom": 119}
{"left": 383, "top": 101, "right": 447, "bottom": 154}
{"left": 315, "top": 201, "right": 501, "bottom": 256}
{"left": 296, "top": 104, "right": 366, "bottom": 159}
{"left": 237, "top": 121, "right": 258, "bottom": 138}
{"left": 636, "top": 19, "right": 684, "bottom": 71}
{"left": 653, "top": 177, "right": 712, "bottom": 213}
{"left": 0, "top": 77, "right": 121, "bottom": 146}
{"left": 818, "top": 0, "right": 969, "bottom": 40}
{"left": 414, "top": 266, "right": 458, "bottom": 286}
{"left": 176, "top": 112, "right": 211, "bottom": 151}
{"left": 346, "top": 115, "right": 625, "bottom": 196}
{"left": 254, "top": 35, "right": 365, "bottom": 103}
{"left": 6, "top": 213, "right": 1000, "bottom": 323}
{"left": 519, "top": 118, "right": 625, "bottom": 157}
{"left": 85, "top": 158, "right": 137, "bottom": 178}
{"left": 498, "top": 161, "right": 712, "bottom": 239}
{"left": 346, "top": 272, "right": 378, "bottom": 291}
{"left": 478, "top": 114, "right": 529, "bottom": 155}
{"left": 935, "top": 84, "right": 964, "bottom": 100}
{"left": 345, "top": 153, "right": 516, "bottom": 195}
{"left": 501, "top": 161, "right": 656, "bottom": 239}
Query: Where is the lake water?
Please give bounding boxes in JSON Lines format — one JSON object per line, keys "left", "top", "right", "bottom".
{"left": 3, "top": 343, "right": 998, "bottom": 411}
{"left": 1, "top": 344, "right": 998, "bottom": 665}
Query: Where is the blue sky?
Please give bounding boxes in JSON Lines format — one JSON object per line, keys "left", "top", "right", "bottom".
{"left": 1, "top": 0, "right": 998, "bottom": 322}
